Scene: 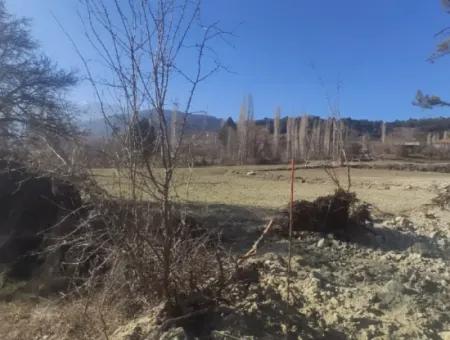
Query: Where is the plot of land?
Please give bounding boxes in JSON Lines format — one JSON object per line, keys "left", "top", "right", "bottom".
{"left": 94, "top": 165, "right": 450, "bottom": 339}
{"left": 1, "top": 165, "right": 450, "bottom": 339}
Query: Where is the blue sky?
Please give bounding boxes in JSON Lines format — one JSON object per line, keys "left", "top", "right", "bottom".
{"left": 4, "top": 0, "right": 450, "bottom": 121}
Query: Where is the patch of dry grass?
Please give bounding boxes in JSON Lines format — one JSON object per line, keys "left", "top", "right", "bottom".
{"left": 93, "top": 165, "right": 450, "bottom": 214}
{"left": 0, "top": 296, "right": 124, "bottom": 340}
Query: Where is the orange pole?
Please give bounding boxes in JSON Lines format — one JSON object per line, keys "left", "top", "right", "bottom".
{"left": 287, "top": 158, "right": 295, "bottom": 303}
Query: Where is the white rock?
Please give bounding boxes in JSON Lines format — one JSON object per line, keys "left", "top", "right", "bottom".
{"left": 317, "top": 238, "right": 326, "bottom": 248}
{"left": 429, "top": 231, "right": 438, "bottom": 239}
{"left": 394, "top": 216, "right": 404, "bottom": 225}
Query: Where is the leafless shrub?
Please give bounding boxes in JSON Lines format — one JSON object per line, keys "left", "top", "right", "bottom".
{"left": 44, "top": 1, "right": 243, "bottom": 327}
{"left": 316, "top": 75, "right": 352, "bottom": 191}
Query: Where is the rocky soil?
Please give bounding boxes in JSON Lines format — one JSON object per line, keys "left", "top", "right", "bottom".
{"left": 109, "top": 185, "right": 450, "bottom": 340}
{"left": 243, "top": 206, "right": 450, "bottom": 339}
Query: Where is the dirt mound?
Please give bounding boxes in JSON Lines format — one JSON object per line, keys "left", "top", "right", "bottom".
{"left": 0, "top": 160, "right": 81, "bottom": 279}
{"left": 274, "top": 190, "right": 371, "bottom": 237}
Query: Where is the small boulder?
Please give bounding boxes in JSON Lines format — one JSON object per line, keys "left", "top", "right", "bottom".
{"left": 317, "top": 238, "right": 326, "bottom": 248}
{"left": 394, "top": 216, "right": 404, "bottom": 225}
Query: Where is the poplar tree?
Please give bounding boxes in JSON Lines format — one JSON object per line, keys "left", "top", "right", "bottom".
{"left": 273, "top": 107, "right": 281, "bottom": 159}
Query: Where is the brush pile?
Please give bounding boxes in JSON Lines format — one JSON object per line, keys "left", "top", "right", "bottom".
{"left": 273, "top": 189, "right": 371, "bottom": 237}
{"left": 432, "top": 185, "right": 450, "bottom": 210}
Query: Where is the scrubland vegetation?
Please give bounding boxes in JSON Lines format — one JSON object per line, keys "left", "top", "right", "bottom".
{"left": 0, "top": 0, "right": 450, "bottom": 339}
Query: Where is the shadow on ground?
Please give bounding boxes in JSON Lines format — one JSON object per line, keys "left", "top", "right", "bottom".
{"left": 184, "top": 202, "right": 276, "bottom": 249}
{"left": 183, "top": 201, "right": 447, "bottom": 261}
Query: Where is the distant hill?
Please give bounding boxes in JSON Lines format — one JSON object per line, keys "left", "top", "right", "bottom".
{"left": 80, "top": 110, "right": 223, "bottom": 138}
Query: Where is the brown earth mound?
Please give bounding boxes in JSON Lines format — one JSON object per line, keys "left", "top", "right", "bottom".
{"left": 0, "top": 160, "right": 81, "bottom": 278}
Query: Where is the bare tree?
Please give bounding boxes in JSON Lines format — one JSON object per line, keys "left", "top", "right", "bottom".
{"left": 237, "top": 94, "right": 255, "bottom": 164}
{"left": 247, "top": 94, "right": 256, "bottom": 160}
{"left": 323, "top": 118, "right": 332, "bottom": 158}
{"left": 68, "top": 0, "right": 231, "bottom": 301}
{"left": 293, "top": 118, "right": 299, "bottom": 159}
{"left": 237, "top": 98, "right": 248, "bottom": 164}
{"left": 171, "top": 104, "right": 179, "bottom": 151}
{"left": 286, "top": 117, "right": 294, "bottom": 161}
{"left": 298, "top": 114, "right": 309, "bottom": 160}
{"left": 427, "top": 132, "right": 433, "bottom": 145}
{"left": 0, "top": 1, "right": 77, "bottom": 157}
{"left": 226, "top": 124, "right": 237, "bottom": 161}
{"left": 414, "top": 1, "right": 450, "bottom": 108}
{"left": 310, "top": 118, "right": 321, "bottom": 158}
{"left": 273, "top": 107, "right": 281, "bottom": 159}
{"left": 218, "top": 117, "right": 237, "bottom": 162}
{"left": 429, "top": 0, "right": 450, "bottom": 61}
{"left": 381, "top": 121, "right": 386, "bottom": 144}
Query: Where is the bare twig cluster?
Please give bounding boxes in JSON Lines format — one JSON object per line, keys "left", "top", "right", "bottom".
{"left": 49, "top": 0, "right": 236, "bottom": 309}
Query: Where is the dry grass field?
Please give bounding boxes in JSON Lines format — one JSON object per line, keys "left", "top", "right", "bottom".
{"left": 95, "top": 164, "right": 449, "bottom": 214}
